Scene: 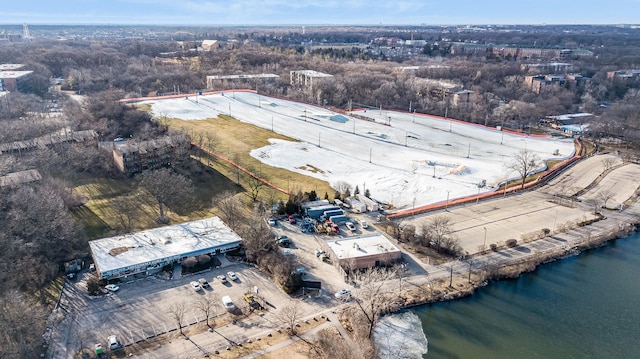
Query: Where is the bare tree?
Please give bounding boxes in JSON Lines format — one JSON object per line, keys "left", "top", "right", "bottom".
{"left": 245, "top": 165, "right": 267, "bottom": 202}
{"left": 423, "top": 216, "right": 459, "bottom": 256}
{"left": 111, "top": 194, "right": 140, "bottom": 232}
{"left": 350, "top": 267, "right": 395, "bottom": 339}
{"left": 278, "top": 300, "right": 303, "bottom": 335}
{"left": 601, "top": 157, "right": 616, "bottom": 173}
{"left": 138, "top": 168, "right": 195, "bottom": 223}
{"left": 168, "top": 302, "right": 187, "bottom": 335}
{"left": 213, "top": 191, "right": 245, "bottom": 230}
{"left": 0, "top": 290, "right": 49, "bottom": 359}
{"left": 334, "top": 181, "right": 352, "bottom": 199}
{"left": 508, "top": 149, "right": 542, "bottom": 189}
{"left": 195, "top": 294, "right": 220, "bottom": 328}
{"left": 598, "top": 190, "right": 615, "bottom": 209}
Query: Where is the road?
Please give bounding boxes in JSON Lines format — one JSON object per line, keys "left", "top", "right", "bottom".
{"left": 47, "top": 153, "right": 640, "bottom": 359}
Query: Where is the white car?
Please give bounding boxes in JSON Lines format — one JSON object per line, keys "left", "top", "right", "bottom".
{"left": 105, "top": 284, "right": 119, "bottom": 292}
{"left": 345, "top": 222, "right": 356, "bottom": 232}
{"left": 227, "top": 271, "right": 238, "bottom": 281}
{"left": 217, "top": 274, "right": 228, "bottom": 283}
{"left": 360, "top": 221, "right": 368, "bottom": 229}
{"left": 190, "top": 281, "right": 202, "bottom": 291}
{"left": 334, "top": 289, "right": 351, "bottom": 299}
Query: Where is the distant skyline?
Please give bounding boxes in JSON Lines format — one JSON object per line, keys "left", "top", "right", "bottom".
{"left": 1, "top": 0, "right": 639, "bottom": 26}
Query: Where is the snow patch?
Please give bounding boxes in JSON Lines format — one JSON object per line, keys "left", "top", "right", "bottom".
{"left": 374, "top": 311, "right": 428, "bottom": 359}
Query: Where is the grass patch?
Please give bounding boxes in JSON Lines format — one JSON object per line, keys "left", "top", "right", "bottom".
{"left": 35, "top": 276, "right": 65, "bottom": 308}
{"left": 169, "top": 115, "right": 335, "bottom": 201}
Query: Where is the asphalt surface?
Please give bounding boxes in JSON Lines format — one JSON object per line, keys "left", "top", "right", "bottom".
{"left": 46, "top": 153, "right": 640, "bottom": 359}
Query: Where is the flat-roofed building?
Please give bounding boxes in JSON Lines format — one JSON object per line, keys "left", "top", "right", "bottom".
{"left": 206, "top": 73, "right": 280, "bottom": 90}
{"left": 290, "top": 70, "right": 333, "bottom": 91}
{"left": 104, "top": 134, "right": 189, "bottom": 176}
{"left": 0, "top": 169, "right": 41, "bottom": 187}
{"left": 0, "top": 64, "right": 26, "bottom": 71}
{"left": 0, "top": 70, "right": 33, "bottom": 92}
{"left": 89, "top": 216, "right": 242, "bottom": 280}
{"left": 324, "top": 234, "right": 401, "bottom": 272}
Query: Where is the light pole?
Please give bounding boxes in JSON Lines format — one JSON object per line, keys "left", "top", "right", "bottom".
{"left": 445, "top": 190, "right": 451, "bottom": 211}
{"left": 413, "top": 197, "right": 416, "bottom": 216}
{"left": 369, "top": 147, "right": 372, "bottom": 163}
{"left": 271, "top": 116, "right": 274, "bottom": 132}
{"left": 483, "top": 227, "right": 487, "bottom": 249}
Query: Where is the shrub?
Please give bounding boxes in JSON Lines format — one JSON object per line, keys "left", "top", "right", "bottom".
{"left": 490, "top": 243, "right": 498, "bottom": 251}
{"left": 197, "top": 254, "right": 211, "bottom": 265}
{"left": 506, "top": 239, "right": 518, "bottom": 248}
{"left": 182, "top": 256, "right": 198, "bottom": 268}
{"left": 87, "top": 276, "right": 101, "bottom": 296}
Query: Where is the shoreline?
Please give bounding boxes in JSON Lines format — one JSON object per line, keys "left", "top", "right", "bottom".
{"left": 387, "top": 213, "right": 640, "bottom": 312}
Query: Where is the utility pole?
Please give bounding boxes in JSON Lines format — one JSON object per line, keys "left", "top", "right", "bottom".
{"left": 449, "top": 265, "right": 453, "bottom": 288}
{"left": 446, "top": 190, "right": 451, "bottom": 211}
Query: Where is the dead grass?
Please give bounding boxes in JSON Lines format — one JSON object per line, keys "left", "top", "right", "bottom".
{"left": 126, "top": 313, "right": 326, "bottom": 358}
{"left": 169, "top": 115, "right": 335, "bottom": 201}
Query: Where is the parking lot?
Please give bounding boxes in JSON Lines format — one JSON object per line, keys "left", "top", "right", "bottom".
{"left": 53, "top": 254, "right": 337, "bottom": 357}
{"left": 269, "top": 214, "right": 378, "bottom": 295}
{"left": 51, "top": 212, "right": 389, "bottom": 357}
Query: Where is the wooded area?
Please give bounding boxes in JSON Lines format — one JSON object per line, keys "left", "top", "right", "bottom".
{"left": 0, "top": 25, "right": 639, "bottom": 357}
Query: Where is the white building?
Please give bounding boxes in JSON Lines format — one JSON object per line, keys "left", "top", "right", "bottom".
{"left": 89, "top": 216, "right": 242, "bottom": 280}
{"left": 290, "top": 70, "right": 333, "bottom": 91}
{"left": 324, "top": 234, "right": 401, "bottom": 271}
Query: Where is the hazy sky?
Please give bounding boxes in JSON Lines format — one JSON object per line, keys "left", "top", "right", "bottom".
{"left": 1, "top": 0, "right": 638, "bottom": 25}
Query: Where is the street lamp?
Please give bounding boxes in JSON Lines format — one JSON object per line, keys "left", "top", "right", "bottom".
{"left": 483, "top": 227, "right": 487, "bottom": 249}
{"left": 445, "top": 190, "right": 451, "bottom": 211}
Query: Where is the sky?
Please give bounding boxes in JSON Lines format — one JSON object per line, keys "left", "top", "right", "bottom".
{"left": 1, "top": 0, "right": 638, "bottom": 25}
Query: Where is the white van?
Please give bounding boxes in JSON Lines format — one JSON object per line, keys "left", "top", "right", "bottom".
{"left": 108, "top": 335, "right": 122, "bottom": 351}
{"left": 222, "top": 295, "right": 236, "bottom": 311}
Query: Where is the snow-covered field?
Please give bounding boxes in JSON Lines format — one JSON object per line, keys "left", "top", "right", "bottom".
{"left": 145, "top": 92, "right": 575, "bottom": 209}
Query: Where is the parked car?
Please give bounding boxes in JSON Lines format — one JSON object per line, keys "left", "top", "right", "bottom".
{"left": 334, "top": 289, "right": 351, "bottom": 300}
{"left": 360, "top": 221, "right": 368, "bottom": 229}
{"left": 227, "top": 271, "right": 238, "bottom": 281}
{"left": 105, "top": 284, "right": 120, "bottom": 292}
{"left": 222, "top": 295, "right": 236, "bottom": 311}
{"left": 277, "top": 235, "right": 292, "bottom": 247}
{"left": 108, "top": 335, "right": 122, "bottom": 351}
{"left": 345, "top": 222, "right": 356, "bottom": 232}
{"left": 288, "top": 215, "right": 296, "bottom": 224}
{"left": 217, "top": 274, "right": 228, "bottom": 283}
{"left": 190, "top": 281, "right": 202, "bottom": 292}
{"left": 268, "top": 218, "right": 277, "bottom": 226}
{"left": 198, "top": 278, "right": 210, "bottom": 288}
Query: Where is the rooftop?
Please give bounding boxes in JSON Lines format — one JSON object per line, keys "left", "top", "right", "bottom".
{"left": 0, "top": 64, "right": 25, "bottom": 71}
{"left": 290, "top": 70, "right": 333, "bottom": 78}
{"left": 326, "top": 234, "right": 400, "bottom": 260}
{"left": 206, "top": 74, "right": 279, "bottom": 80}
{"left": 0, "top": 169, "right": 41, "bottom": 187}
{"left": 0, "top": 70, "right": 33, "bottom": 79}
{"left": 89, "top": 216, "right": 242, "bottom": 274}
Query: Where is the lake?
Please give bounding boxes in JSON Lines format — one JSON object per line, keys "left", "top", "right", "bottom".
{"left": 414, "top": 233, "right": 640, "bottom": 358}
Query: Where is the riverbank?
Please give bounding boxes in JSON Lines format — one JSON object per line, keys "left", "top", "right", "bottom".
{"left": 387, "top": 206, "right": 640, "bottom": 313}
